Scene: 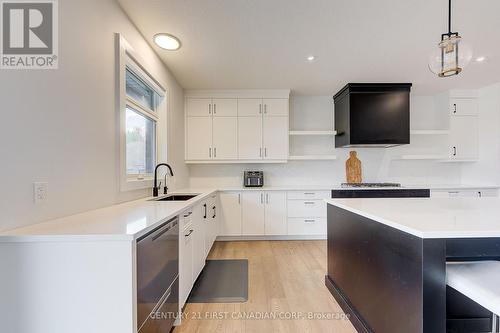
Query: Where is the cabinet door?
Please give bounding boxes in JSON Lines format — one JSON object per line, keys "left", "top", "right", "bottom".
{"left": 186, "top": 98, "right": 212, "bottom": 117}
{"left": 205, "top": 195, "right": 217, "bottom": 255}
{"left": 263, "top": 98, "right": 289, "bottom": 116}
{"left": 263, "top": 116, "right": 288, "bottom": 160}
{"left": 213, "top": 117, "right": 238, "bottom": 160}
{"left": 241, "top": 192, "right": 265, "bottom": 235}
{"left": 238, "top": 98, "right": 262, "bottom": 116}
{"left": 264, "top": 192, "right": 287, "bottom": 235}
{"left": 191, "top": 203, "right": 206, "bottom": 280}
{"left": 450, "top": 116, "right": 478, "bottom": 160}
{"left": 238, "top": 116, "right": 263, "bottom": 159}
{"left": 212, "top": 98, "right": 237, "bottom": 117}
{"left": 179, "top": 225, "right": 194, "bottom": 307}
{"left": 186, "top": 117, "right": 212, "bottom": 160}
{"left": 450, "top": 98, "right": 478, "bottom": 116}
{"left": 219, "top": 192, "right": 242, "bottom": 236}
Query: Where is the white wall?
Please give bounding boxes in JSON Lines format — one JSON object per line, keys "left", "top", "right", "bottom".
{"left": 0, "top": 0, "right": 188, "bottom": 231}
{"left": 189, "top": 95, "right": 462, "bottom": 188}
{"left": 461, "top": 83, "right": 500, "bottom": 185}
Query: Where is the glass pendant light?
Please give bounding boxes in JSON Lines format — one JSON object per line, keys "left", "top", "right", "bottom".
{"left": 428, "top": 0, "right": 472, "bottom": 77}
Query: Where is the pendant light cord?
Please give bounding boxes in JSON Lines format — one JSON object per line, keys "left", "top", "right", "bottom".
{"left": 448, "top": 0, "right": 452, "bottom": 34}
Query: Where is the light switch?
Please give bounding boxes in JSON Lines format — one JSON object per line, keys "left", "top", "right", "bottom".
{"left": 33, "top": 182, "right": 48, "bottom": 204}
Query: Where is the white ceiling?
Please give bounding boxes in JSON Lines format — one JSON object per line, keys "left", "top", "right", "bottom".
{"left": 118, "top": 0, "right": 500, "bottom": 95}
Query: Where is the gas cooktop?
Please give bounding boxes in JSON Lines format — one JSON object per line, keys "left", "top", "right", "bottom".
{"left": 341, "top": 183, "right": 402, "bottom": 188}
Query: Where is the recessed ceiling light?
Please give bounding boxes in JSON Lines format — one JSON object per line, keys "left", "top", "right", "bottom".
{"left": 307, "top": 55, "right": 316, "bottom": 62}
{"left": 475, "top": 56, "right": 486, "bottom": 62}
{"left": 154, "top": 33, "right": 181, "bottom": 50}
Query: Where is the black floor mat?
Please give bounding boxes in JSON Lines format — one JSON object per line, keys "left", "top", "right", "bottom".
{"left": 187, "top": 259, "right": 248, "bottom": 303}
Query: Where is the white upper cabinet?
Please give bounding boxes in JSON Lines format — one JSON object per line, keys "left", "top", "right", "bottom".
{"left": 263, "top": 116, "right": 288, "bottom": 160}
{"left": 186, "top": 98, "right": 212, "bottom": 117}
{"left": 450, "top": 98, "right": 478, "bottom": 116}
{"left": 213, "top": 117, "right": 238, "bottom": 159}
{"left": 263, "top": 98, "right": 289, "bottom": 116}
{"left": 212, "top": 98, "right": 237, "bottom": 117}
{"left": 238, "top": 98, "right": 263, "bottom": 116}
{"left": 238, "top": 116, "right": 263, "bottom": 159}
{"left": 449, "top": 116, "right": 478, "bottom": 160}
{"left": 264, "top": 192, "right": 287, "bottom": 235}
{"left": 186, "top": 117, "right": 212, "bottom": 160}
{"left": 185, "top": 90, "right": 290, "bottom": 163}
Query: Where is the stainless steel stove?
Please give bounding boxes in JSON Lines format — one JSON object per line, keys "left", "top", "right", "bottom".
{"left": 341, "top": 183, "right": 402, "bottom": 188}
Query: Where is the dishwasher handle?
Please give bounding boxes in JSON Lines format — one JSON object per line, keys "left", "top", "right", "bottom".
{"left": 137, "top": 217, "right": 178, "bottom": 243}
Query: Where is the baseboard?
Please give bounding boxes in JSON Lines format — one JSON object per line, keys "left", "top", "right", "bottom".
{"left": 325, "top": 275, "right": 372, "bottom": 333}
{"left": 216, "top": 235, "right": 327, "bottom": 241}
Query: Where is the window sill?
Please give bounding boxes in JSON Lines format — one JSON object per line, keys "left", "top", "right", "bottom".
{"left": 120, "top": 177, "right": 153, "bottom": 192}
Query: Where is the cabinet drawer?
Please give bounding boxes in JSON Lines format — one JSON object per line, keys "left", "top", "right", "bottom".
{"left": 431, "top": 189, "right": 499, "bottom": 198}
{"left": 180, "top": 209, "right": 193, "bottom": 230}
{"left": 287, "top": 190, "right": 330, "bottom": 200}
{"left": 288, "top": 218, "right": 326, "bottom": 235}
{"left": 287, "top": 200, "right": 326, "bottom": 217}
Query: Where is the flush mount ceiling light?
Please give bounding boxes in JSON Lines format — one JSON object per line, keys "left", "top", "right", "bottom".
{"left": 428, "top": 0, "right": 472, "bottom": 77}
{"left": 475, "top": 56, "right": 486, "bottom": 62}
{"left": 153, "top": 33, "right": 181, "bottom": 50}
{"left": 307, "top": 55, "right": 316, "bottom": 62}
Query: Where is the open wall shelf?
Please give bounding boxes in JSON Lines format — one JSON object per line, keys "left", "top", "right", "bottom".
{"left": 289, "top": 130, "right": 336, "bottom": 136}
{"left": 288, "top": 155, "right": 337, "bottom": 161}
{"left": 410, "top": 130, "right": 450, "bottom": 135}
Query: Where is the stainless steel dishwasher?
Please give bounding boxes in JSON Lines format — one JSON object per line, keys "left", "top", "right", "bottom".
{"left": 137, "top": 216, "right": 179, "bottom": 333}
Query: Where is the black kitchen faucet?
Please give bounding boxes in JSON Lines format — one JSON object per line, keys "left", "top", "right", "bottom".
{"left": 153, "top": 163, "right": 174, "bottom": 197}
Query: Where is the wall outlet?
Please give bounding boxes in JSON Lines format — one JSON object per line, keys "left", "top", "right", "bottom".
{"left": 33, "top": 182, "right": 48, "bottom": 204}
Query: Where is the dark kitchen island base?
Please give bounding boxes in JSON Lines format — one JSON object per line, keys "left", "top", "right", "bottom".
{"left": 325, "top": 203, "right": 500, "bottom": 333}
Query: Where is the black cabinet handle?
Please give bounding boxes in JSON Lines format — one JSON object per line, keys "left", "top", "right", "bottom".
{"left": 203, "top": 204, "right": 207, "bottom": 219}
{"left": 212, "top": 206, "right": 216, "bottom": 218}
{"left": 453, "top": 146, "right": 457, "bottom": 156}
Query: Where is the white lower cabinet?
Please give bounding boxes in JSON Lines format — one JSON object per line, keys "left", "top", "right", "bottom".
{"left": 264, "top": 192, "right": 287, "bottom": 235}
{"left": 179, "top": 210, "right": 194, "bottom": 308}
{"left": 219, "top": 192, "right": 242, "bottom": 236}
{"left": 287, "top": 199, "right": 327, "bottom": 218}
{"left": 287, "top": 191, "right": 329, "bottom": 236}
{"left": 179, "top": 196, "right": 219, "bottom": 311}
{"left": 218, "top": 190, "right": 328, "bottom": 238}
{"left": 431, "top": 189, "right": 499, "bottom": 198}
{"left": 204, "top": 194, "right": 218, "bottom": 255}
{"left": 191, "top": 201, "right": 206, "bottom": 281}
{"left": 288, "top": 218, "right": 327, "bottom": 236}
{"left": 241, "top": 192, "right": 266, "bottom": 235}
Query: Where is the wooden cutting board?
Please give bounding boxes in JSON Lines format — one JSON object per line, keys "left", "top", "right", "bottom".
{"left": 346, "top": 151, "right": 362, "bottom": 184}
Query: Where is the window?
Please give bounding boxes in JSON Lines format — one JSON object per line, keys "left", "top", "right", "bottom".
{"left": 125, "top": 106, "right": 156, "bottom": 175}
{"left": 117, "top": 34, "right": 166, "bottom": 191}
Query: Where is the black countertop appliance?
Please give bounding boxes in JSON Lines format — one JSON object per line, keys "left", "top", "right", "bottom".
{"left": 333, "top": 83, "right": 412, "bottom": 148}
{"left": 243, "top": 171, "right": 264, "bottom": 187}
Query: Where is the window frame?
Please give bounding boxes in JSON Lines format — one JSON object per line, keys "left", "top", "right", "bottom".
{"left": 116, "top": 34, "right": 166, "bottom": 191}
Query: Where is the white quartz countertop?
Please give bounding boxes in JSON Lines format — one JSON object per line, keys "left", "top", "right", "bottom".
{"left": 219, "top": 184, "right": 499, "bottom": 191}
{"left": 326, "top": 197, "right": 500, "bottom": 239}
{"left": 0, "top": 189, "right": 217, "bottom": 242}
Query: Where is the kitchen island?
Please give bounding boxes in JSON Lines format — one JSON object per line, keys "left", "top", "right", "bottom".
{"left": 325, "top": 197, "right": 500, "bottom": 333}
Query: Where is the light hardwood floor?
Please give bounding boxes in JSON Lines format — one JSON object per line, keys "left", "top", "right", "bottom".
{"left": 174, "top": 240, "right": 356, "bottom": 333}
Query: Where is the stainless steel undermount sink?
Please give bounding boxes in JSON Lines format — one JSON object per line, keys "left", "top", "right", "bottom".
{"left": 151, "top": 194, "right": 199, "bottom": 202}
